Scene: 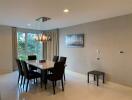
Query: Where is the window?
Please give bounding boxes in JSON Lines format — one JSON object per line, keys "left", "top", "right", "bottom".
{"left": 17, "top": 32, "right": 43, "bottom": 60}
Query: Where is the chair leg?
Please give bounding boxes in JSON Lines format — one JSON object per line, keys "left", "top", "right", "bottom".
{"left": 26, "top": 80, "right": 29, "bottom": 92}
{"left": 61, "top": 79, "right": 64, "bottom": 91}
{"left": 34, "top": 79, "right": 36, "bottom": 84}
{"left": 18, "top": 74, "right": 20, "bottom": 84}
{"left": 40, "top": 77, "right": 43, "bottom": 88}
{"left": 36, "top": 78, "right": 38, "bottom": 84}
{"left": 64, "top": 72, "right": 66, "bottom": 81}
{"left": 52, "top": 81, "right": 55, "bottom": 94}
{"left": 20, "top": 76, "right": 23, "bottom": 86}
{"left": 55, "top": 81, "right": 56, "bottom": 87}
{"left": 23, "top": 77, "right": 26, "bottom": 88}
{"left": 45, "top": 82, "right": 47, "bottom": 90}
{"left": 45, "top": 83, "right": 47, "bottom": 90}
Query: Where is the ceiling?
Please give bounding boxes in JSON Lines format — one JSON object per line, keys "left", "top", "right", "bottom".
{"left": 0, "top": 0, "right": 132, "bottom": 30}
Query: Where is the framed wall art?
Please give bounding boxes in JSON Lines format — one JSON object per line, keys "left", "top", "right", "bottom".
{"left": 65, "top": 34, "right": 84, "bottom": 47}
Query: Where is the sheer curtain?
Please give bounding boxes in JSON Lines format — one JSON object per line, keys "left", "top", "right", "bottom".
{"left": 43, "top": 29, "right": 59, "bottom": 61}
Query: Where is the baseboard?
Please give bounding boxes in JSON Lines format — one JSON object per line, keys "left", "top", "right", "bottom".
{"left": 66, "top": 69, "right": 132, "bottom": 89}
{"left": 0, "top": 69, "right": 12, "bottom": 75}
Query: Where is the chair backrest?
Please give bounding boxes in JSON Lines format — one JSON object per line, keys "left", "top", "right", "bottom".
{"left": 53, "top": 62, "right": 65, "bottom": 79}
{"left": 21, "top": 60, "right": 29, "bottom": 78}
{"left": 16, "top": 59, "right": 23, "bottom": 75}
{"left": 28, "top": 55, "right": 37, "bottom": 60}
{"left": 59, "top": 56, "right": 67, "bottom": 64}
{"left": 53, "top": 56, "right": 59, "bottom": 62}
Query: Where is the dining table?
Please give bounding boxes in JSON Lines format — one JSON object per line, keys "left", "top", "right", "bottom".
{"left": 26, "top": 60, "right": 55, "bottom": 88}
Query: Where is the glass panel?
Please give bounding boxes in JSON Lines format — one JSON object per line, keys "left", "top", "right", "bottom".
{"left": 17, "top": 32, "right": 27, "bottom": 60}
{"left": 36, "top": 41, "right": 43, "bottom": 60}
{"left": 17, "top": 32, "right": 43, "bottom": 60}
{"left": 27, "top": 33, "right": 36, "bottom": 55}
{"left": 27, "top": 33, "right": 43, "bottom": 60}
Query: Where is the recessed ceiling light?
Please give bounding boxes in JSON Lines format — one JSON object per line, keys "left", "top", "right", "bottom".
{"left": 63, "top": 9, "right": 69, "bottom": 13}
{"left": 27, "top": 24, "right": 31, "bottom": 26}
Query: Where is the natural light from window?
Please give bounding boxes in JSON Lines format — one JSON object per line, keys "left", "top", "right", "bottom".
{"left": 17, "top": 32, "right": 43, "bottom": 60}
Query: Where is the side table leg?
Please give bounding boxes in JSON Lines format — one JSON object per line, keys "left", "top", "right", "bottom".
{"left": 97, "top": 75, "right": 99, "bottom": 86}
{"left": 88, "top": 73, "right": 89, "bottom": 83}
{"left": 103, "top": 74, "right": 105, "bottom": 83}
{"left": 94, "top": 75, "right": 96, "bottom": 81}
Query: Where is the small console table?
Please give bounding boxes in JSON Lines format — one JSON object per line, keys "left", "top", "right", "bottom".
{"left": 87, "top": 70, "right": 105, "bottom": 86}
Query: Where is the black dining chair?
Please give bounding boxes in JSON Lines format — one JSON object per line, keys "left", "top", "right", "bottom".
{"left": 21, "top": 60, "right": 42, "bottom": 92}
{"left": 59, "top": 57, "right": 67, "bottom": 80}
{"left": 48, "top": 56, "right": 59, "bottom": 73}
{"left": 28, "top": 55, "right": 37, "bottom": 60}
{"left": 28, "top": 55, "right": 37, "bottom": 71}
{"left": 59, "top": 57, "right": 67, "bottom": 63}
{"left": 45, "top": 62, "right": 65, "bottom": 94}
{"left": 16, "top": 59, "right": 24, "bottom": 86}
{"left": 53, "top": 56, "right": 59, "bottom": 62}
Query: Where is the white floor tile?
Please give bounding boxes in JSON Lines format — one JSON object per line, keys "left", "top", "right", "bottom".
{"left": 0, "top": 70, "right": 132, "bottom": 100}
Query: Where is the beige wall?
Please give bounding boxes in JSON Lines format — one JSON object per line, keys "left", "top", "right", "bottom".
{"left": 0, "top": 26, "right": 13, "bottom": 74}
{"left": 59, "top": 14, "right": 132, "bottom": 86}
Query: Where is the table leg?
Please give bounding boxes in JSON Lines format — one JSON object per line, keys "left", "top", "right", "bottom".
{"left": 41, "top": 70, "right": 44, "bottom": 88}
{"left": 41, "top": 70, "right": 47, "bottom": 83}
{"left": 44, "top": 70, "right": 48, "bottom": 85}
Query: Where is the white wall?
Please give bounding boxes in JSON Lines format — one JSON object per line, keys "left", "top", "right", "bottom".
{"left": 0, "top": 26, "right": 13, "bottom": 74}
{"left": 59, "top": 14, "right": 132, "bottom": 86}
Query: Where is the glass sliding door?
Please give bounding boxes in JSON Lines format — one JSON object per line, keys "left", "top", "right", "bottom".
{"left": 17, "top": 32, "right": 43, "bottom": 60}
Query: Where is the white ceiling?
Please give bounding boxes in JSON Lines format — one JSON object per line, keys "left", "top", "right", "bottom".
{"left": 0, "top": 0, "right": 132, "bottom": 30}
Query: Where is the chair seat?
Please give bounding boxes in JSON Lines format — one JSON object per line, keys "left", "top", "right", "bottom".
{"left": 28, "top": 71, "right": 41, "bottom": 79}
{"left": 19, "top": 70, "right": 24, "bottom": 76}
{"left": 48, "top": 68, "right": 55, "bottom": 73}
{"left": 29, "top": 65, "right": 37, "bottom": 70}
{"left": 47, "top": 74, "right": 62, "bottom": 81}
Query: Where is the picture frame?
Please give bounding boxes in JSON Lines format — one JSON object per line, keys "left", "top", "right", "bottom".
{"left": 65, "top": 34, "right": 84, "bottom": 47}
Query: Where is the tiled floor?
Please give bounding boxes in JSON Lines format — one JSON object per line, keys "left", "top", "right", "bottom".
{"left": 0, "top": 70, "right": 132, "bottom": 100}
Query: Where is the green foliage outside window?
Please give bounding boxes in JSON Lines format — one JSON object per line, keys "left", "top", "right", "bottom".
{"left": 17, "top": 32, "right": 42, "bottom": 60}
